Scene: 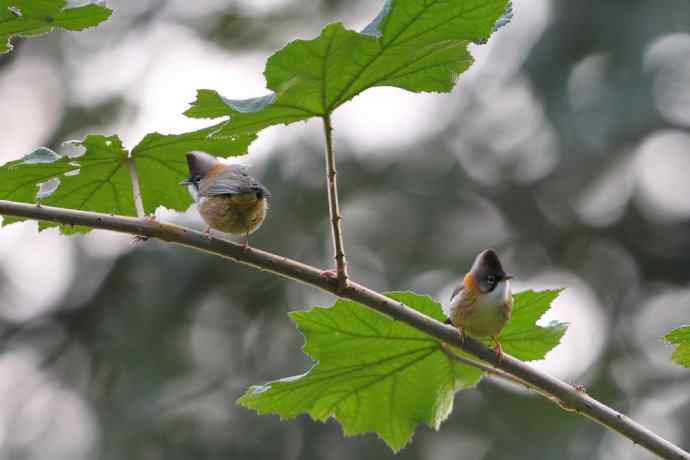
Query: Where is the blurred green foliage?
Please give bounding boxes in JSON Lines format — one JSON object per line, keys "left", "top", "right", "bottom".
{"left": 665, "top": 326, "right": 690, "bottom": 368}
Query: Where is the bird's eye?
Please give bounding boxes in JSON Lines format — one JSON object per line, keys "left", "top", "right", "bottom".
{"left": 487, "top": 275, "right": 496, "bottom": 284}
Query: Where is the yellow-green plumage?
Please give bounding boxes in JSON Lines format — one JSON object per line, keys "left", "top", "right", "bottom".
{"left": 198, "top": 193, "right": 268, "bottom": 235}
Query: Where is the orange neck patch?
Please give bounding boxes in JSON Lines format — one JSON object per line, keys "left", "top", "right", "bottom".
{"left": 463, "top": 272, "right": 478, "bottom": 293}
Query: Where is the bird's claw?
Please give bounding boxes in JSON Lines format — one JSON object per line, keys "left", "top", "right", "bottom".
{"left": 572, "top": 383, "right": 587, "bottom": 393}
{"left": 492, "top": 337, "right": 504, "bottom": 362}
{"left": 321, "top": 269, "right": 338, "bottom": 279}
{"left": 457, "top": 326, "right": 467, "bottom": 344}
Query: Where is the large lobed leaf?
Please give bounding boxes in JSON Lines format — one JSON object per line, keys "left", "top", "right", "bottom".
{"left": 500, "top": 289, "right": 567, "bottom": 361}
{"left": 0, "top": 138, "right": 133, "bottom": 233}
{"left": 664, "top": 326, "right": 690, "bottom": 368}
{"left": 239, "top": 289, "right": 564, "bottom": 452}
{"left": 185, "top": 0, "right": 512, "bottom": 139}
{"left": 0, "top": 125, "right": 255, "bottom": 233}
{"left": 0, "top": 0, "right": 112, "bottom": 54}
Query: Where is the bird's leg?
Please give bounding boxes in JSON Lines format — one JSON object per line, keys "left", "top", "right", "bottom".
{"left": 242, "top": 231, "right": 250, "bottom": 250}
{"left": 457, "top": 323, "right": 467, "bottom": 344}
{"left": 203, "top": 226, "right": 212, "bottom": 239}
{"left": 491, "top": 336, "right": 504, "bottom": 362}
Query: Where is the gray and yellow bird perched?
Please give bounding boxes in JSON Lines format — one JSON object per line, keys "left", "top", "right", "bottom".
{"left": 444, "top": 249, "right": 513, "bottom": 360}
{"left": 181, "top": 151, "right": 270, "bottom": 248}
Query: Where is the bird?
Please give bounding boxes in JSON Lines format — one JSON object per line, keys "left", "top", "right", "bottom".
{"left": 444, "top": 249, "right": 513, "bottom": 360}
{"left": 180, "top": 151, "right": 271, "bottom": 248}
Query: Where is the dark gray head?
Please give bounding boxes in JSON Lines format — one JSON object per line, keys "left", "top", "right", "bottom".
{"left": 180, "top": 151, "right": 219, "bottom": 188}
{"left": 470, "top": 249, "right": 512, "bottom": 293}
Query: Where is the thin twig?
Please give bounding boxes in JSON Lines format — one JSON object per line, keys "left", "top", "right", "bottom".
{"left": 0, "top": 200, "right": 687, "bottom": 460}
{"left": 127, "top": 158, "right": 145, "bottom": 218}
{"left": 322, "top": 115, "right": 348, "bottom": 291}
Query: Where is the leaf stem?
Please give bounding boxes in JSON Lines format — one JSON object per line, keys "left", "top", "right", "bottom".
{"left": 127, "top": 158, "right": 145, "bottom": 218}
{"left": 322, "top": 114, "right": 348, "bottom": 291}
{"left": 440, "top": 345, "right": 574, "bottom": 411}
{"left": 0, "top": 200, "right": 687, "bottom": 460}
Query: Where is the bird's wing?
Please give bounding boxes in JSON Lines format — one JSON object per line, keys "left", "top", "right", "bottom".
{"left": 450, "top": 284, "right": 463, "bottom": 301}
{"left": 444, "top": 284, "right": 464, "bottom": 324}
{"left": 445, "top": 274, "right": 479, "bottom": 324}
{"left": 199, "top": 168, "right": 257, "bottom": 197}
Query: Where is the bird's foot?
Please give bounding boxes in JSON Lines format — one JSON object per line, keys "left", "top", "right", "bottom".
{"left": 572, "top": 383, "right": 587, "bottom": 393}
{"left": 457, "top": 326, "right": 467, "bottom": 344}
{"left": 492, "top": 336, "right": 504, "bottom": 362}
{"left": 320, "top": 268, "right": 338, "bottom": 280}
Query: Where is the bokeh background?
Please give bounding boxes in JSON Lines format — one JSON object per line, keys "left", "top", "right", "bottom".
{"left": 1, "top": 0, "right": 689, "bottom": 459}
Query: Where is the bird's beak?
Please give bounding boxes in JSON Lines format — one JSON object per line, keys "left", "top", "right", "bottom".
{"left": 504, "top": 274, "right": 514, "bottom": 280}
{"left": 179, "top": 179, "right": 191, "bottom": 186}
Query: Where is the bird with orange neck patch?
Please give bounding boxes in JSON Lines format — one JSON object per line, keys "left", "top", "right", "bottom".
{"left": 444, "top": 249, "right": 513, "bottom": 360}
{"left": 181, "top": 151, "right": 270, "bottom": 248}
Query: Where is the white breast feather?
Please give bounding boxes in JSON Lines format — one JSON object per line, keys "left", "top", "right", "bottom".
{"left": 187, "top": 184, "right": 200, "bottom": 202}
{"left": 446, "top": 280, "right": 512, "bottom": 337}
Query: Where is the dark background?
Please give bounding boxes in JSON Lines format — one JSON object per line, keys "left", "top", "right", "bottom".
{"left": 0, "top": 0, "right": 689, "bottom": 459}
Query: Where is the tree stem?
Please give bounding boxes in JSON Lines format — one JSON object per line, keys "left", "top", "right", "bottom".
{"left": 322, "top": 115, "right": 348, "bottom": 291}
{"left": 0, "top": 200, "right": 687, "bottom": 460}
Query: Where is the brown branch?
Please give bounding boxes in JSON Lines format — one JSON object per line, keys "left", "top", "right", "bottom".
{"left": 321, "top": 115, "right": 348, "bottom": 291}
{"left": 0, "top": 200, "right": 687, "bottom": 460}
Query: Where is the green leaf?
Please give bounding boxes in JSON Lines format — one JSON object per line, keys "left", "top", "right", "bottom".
{"left": 664, "top": 326, "right": 690, "bottom": 368}
{"left": 238, "top": 292, "right": 483, "bottom": 452}
{"left": 185, "top": 0, "right": 511, "bottom": 140}
{"left": 0, "top": 0, "right": 112, "bottom": 54}
{"left": 238, "top": 288, "right": 565, "bottom": 451}
{"left": 498, "top": 289, "right": 567, "bottom": 361}
{"left": 0, "top": 125, "right": 255, "bottom": 232}
{"left": 0, "top": 137, "right": 133, "bottom": 233}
